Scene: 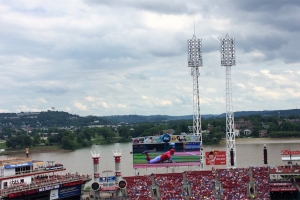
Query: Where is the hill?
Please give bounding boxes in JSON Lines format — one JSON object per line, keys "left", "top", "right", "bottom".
{"left": 1, "top": 109, "right": 300, "bottom": 127}
{"left": 102, "top": 109, "right": 300, "bottom": 123}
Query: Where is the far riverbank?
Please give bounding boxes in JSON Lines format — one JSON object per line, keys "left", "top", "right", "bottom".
{"left": 0, "top": 146, "right": 70, "bottom": 156}
{"left": 218, "top": 137, "right": 300, "bottom": 145}
{"left": 233, "top": 137, "right": 300, "bottom": 144}
{"left": 1, "top": 137, "right": 300, "bottom": 157}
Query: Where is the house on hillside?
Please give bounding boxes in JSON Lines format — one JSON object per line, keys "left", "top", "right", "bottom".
{"left": 235, "top": 119, "right": 252, "bottom": 129}
{"left": 207, "top": 124, "right": 213, "bottom": 132}
{"left": 244, "top": 129, "right": 252, "bottom": 136}
{"left": 259, "top": 130, "right": 268, "bottom": 137}
{"left": 234, "top": 129, "right": 240, "bottom": 137}
{"left": 163, "top": 129, "right": 175, "bottom": 135}
{"left": 262, "top": 124, "right": 269, "bottom": 129}
{"left": 287, "top": 119, "right": 300, "bottom": 123}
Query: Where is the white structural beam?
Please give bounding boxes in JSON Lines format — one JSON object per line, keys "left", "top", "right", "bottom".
{"left": 221, "top": 34, "right": 236, "bottom": 168}
{"left": 187, "top": 35, "right": 203, "bottom": 169}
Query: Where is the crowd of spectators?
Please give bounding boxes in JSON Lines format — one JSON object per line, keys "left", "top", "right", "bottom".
{"left": 124, "top": 165, "right": 300, "bottom": 200}
{"left": 217, "top": 168, "right": 250, "bottom": 199}
{"left": 186, "top": 170, "right": 215, "bottom": 199}
{"left": 124, "top": 175, "right": 152, "bottom": 199}
{"left": 155, "top": 173, "right": 183, "bottom": 199}
{"left": 251, "top": 166, "right": 270, "bottom": 199}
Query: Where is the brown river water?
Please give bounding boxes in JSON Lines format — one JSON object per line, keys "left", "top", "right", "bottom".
{"left": 1, "top": 138, "right": 299, "bottom": 186}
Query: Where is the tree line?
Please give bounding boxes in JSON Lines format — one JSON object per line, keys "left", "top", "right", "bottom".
{"left": 2, "top": 114, "right": 300, "bottom": 150}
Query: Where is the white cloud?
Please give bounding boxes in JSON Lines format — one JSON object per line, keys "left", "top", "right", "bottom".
{"left": 0, "top": 109, "right": 10, "bottom": 113}
{"left": 85, "top": 96, "right": 95, "bottom": 102}
{"left": 0, "top": 0, "right": 300, "bottom": 116}
{"left": 236, "top": 83, "right": 245, "bottom": 89}
{"left": 73, "top": 101, "right": 87, "bottom": 111}
{"left": 100, "top": 102, "right": 109, "bottom": 108}
{"left": 16, "top": 105, "right": 41, "bottom": 112}
{"left": 31, "top": 98, "right": 48, "bottom": 104}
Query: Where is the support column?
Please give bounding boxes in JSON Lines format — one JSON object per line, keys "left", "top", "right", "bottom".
{"left": 91, "top": 151, "right": 101, "bottom": 199}
{"left": 113, "top": 150, "right": 122, "bottom": 197}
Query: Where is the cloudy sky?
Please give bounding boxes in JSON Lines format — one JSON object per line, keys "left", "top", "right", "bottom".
{"left": 0, "top": 0, "right": 300, "bottom": 116}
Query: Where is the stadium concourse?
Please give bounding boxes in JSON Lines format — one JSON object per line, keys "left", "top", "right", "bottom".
{"left": 123, "top": 165, "right": 300, "bottom": 200}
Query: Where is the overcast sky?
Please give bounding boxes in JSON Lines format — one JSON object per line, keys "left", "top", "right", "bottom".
{"left": 0, "top": 0, "right": 300, "bottom": 117}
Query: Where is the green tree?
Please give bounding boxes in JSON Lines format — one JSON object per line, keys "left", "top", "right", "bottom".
{"left": 118, "top": 126, "right": 131, "bottom": 139}
{"left": 132, "top": 123, "right": 154, "bottom": 137}
{"left": 0, "top": 127, "right": 14, "bottom": 139}
{"left": 33, "top": 133, "right": 41, "bottom": 146}
{"left": 99, "top": 127, "right": 116, "bottom": 141}
{"left": 76, "top": 132, "right": 92, "bottom": 147}
{"left": 6, "top": 134, "right": 33, "bottom": 148}
{"left": 81, "top": 128, "right": 94, "bottom": 140}
{"left": 252, "top": 126, "right": 260, "bottom": 138}
{"left": 61, "top": 136, "right": 79, "bottom": 150}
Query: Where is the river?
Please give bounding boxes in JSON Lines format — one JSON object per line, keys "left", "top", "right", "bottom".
{"left": 1, "top": 138, "right": 300, "bottom": 186}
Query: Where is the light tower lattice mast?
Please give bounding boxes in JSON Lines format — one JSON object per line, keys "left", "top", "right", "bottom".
{"left": 187, "top": 34, "right": 203, "bottom": 169}
{"left": 221, "top": 34, "right": 236, "bottom": 168}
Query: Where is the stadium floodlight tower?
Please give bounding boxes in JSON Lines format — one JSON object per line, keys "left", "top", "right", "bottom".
{"left": 187, "top": 33, "right": 203, "bottom": 169}
{"left": 221, "top": 34, "right": 236, "bottom": 168}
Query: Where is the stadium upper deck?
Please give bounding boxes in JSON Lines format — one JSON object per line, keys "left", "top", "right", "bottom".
{"left": 123, "top": 165, "right": 300, "bottom": 200}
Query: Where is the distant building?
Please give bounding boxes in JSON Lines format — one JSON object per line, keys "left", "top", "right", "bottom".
{"left": 201, "top": 130, "right": 210, "bottom": 134}
{"left": 234, "top": 129, "right": 240, "bottom": 137}
{"left": 287, "top": 119, "right": 300, "bottom": 123}
{"left": 244, "top": 129, "right": 252, "bottom": 136}
{"left": 262, "top": 124, "right": 269, "bottom": 129}
{"left": 259, "top": 130, "right": 268, "bottom": 137}
{"left": 207, "top": 124, "right": 213, "bottom": 132}
{"left": 235, "top": 119, "right": 252, "bottom": 129}
{"left": 87, "top": 125, "right": 105, "bottom": 128}
{"left": 162, "top": 129, "right": 175, "bottom": 135}
{"left": 17, "top": 112, "right": 40, "bottom": 117}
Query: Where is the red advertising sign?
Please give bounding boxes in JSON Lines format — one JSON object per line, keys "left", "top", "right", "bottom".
{"left": 281, "top": 149, "right": 300, "bottom": 155}
{"left": 100, "top": 186, "right": 118, "bottom": 191}
{"left": 205, "top": 150, "right": 226, "bottom": 165}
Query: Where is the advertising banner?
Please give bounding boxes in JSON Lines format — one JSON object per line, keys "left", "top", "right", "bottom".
{"left": 5, "top": 162, "right": 33, "bottom": 169}
{"left": 205, "top": 150, "right": 226, "bottom": 165}
{"left": 132, "top": 135, "right": 200, "bottom": 144}
{"left": 99, "top": 176, "right": 116, "bottom": 182}
{"left": 50, "top": 185, "right": 81, "bottom": 199}
{"left": 132, "top": 134, "right": 201, "bottom": 168}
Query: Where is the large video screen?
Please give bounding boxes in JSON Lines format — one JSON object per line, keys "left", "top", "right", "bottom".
{"left": 132, "top": 134, "right": 201, "bottom": 168}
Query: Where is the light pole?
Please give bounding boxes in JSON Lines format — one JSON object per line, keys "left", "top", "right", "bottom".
{"left": 221, "top": 34, "right": 236, "bottom": 168}
{"left": 187, "top": 33, "right": 203, "bottom": 169}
